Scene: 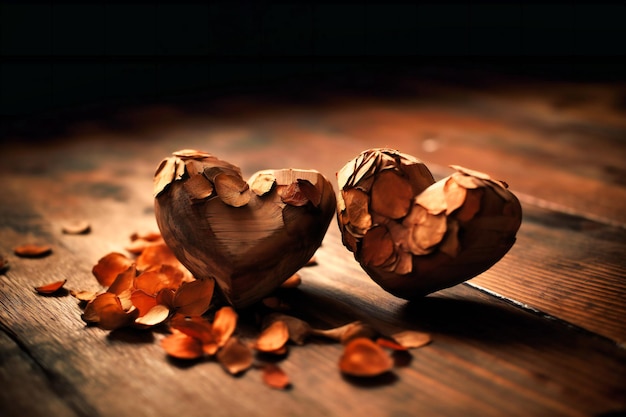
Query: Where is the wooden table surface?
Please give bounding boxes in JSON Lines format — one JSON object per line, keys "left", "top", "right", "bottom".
{"left": 1, "top": 78, "right": 625, "bottom": 417}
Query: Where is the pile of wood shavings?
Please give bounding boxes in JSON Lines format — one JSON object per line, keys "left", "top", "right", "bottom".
{"left": 23, "top": 230, "right": 432, "bottom": 389}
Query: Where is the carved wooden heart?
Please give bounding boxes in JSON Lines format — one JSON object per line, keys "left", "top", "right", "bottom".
{"left": 337, "top": 148, "right": 522, "bottom": 299}
{"left": 154, "top": 150, "right": 336, "bottom": 308}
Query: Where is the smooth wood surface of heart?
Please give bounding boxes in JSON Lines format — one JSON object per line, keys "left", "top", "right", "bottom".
{"left": 154, "top": 152, "right": 336, "bottom": 308}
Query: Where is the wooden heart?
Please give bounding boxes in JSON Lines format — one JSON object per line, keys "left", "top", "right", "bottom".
{"left": 154, "top": 150, "right": 336, "bottom": 308}
{"left": 337, "top": 148, "right": 522, "bottom": 299}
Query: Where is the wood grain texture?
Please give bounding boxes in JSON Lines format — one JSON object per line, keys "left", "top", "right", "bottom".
{"left": 1, "top": 80, "right": 625, "bottom": 417}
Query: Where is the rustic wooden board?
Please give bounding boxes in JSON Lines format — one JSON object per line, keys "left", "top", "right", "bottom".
{"left": 1, "top": 80, "right": 625, "bottom": 417}
{"left": 1, "top": 206, "right": 625, "bottom": 417}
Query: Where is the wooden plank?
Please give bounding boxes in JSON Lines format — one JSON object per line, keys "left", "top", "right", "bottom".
{"left": 1, "top": 215, "right": 625, "bottom": 417}
{"left": 469, "top": 203, "right": 626, "bottom": 345}
{"left": 0, "top": 167, "right": 625, "bottom": 417}
{"left": 0, "top": 328, "right": 80, "bottom": 417}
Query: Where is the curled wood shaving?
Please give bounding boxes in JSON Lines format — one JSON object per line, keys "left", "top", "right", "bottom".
{"left": 170, "top": 315, "right": 216, "bottom": 351}
{"left": 213, "top": 172, "right": 251, "bottom": 207}
{"left": 161, "top": 332, "right": 204, "bottom": 360}
{"left": 279, "top": 273, "right": 302, "bottom": 289}
{"left": 135, "top": 304, "right": 170, "bottom": 327}
{"left": 311, "top": 321, "right": 378, "bottom": 344}
{"left": 61, "top": 220, "right": 91, "bottom": 235}
{"left": 255, "top": 320, "right": 289, "bottom": 353}
{"left": 172, "top": 278, "right": 215, "bottom": 316}
{"left": 34, "top": 279, "right": 67, "bottom": 294}
{"left": 14, "top": 244, "right": 52, "bottom": 258}
{"left": 370, "top": 170, "right": 413, "bottom": 219}
{"left": 92, "top": 252, "right": 134, "bottom": 287}
{"left": 212, "top": 306, "right": 238, "bottom": 348}
{"left": 262, "top": 363, "right": 290, "bottom": 389}
{"left": 280, "top": 181, "right": 311, "bottom": 207}
{"left": 183, "top": 173, "right": 214, "bottom": 201}
{"left": 130, "top": 289, "right": 158, "bottom": 317}
{"left": 248, "top": 171, "right": 276, "bottom": 196}
{"left": 82, "top": 293, "right": 139, "bottom": 330}
{"left": 216, "top": 337, "right": 253, "bottom": 374}
{"left": 70, "top": 289, "right": 97, "bottom": 302}
{"left": 107, "top": 265, "right": 137, "bottom": 295}
{"left": 264, "top": 313, "right": 311, "bottom": 345}
{"left": 339, "top": 337, "right": 394, "bottom": 377}
{"left": 390, "top": 330, "right": 432, "bottom": 349}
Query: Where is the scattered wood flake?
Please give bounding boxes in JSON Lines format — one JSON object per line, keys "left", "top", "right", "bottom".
{"left": 216, "top": 337, "right": 253, "bottom": 375}
{"left": 279, "top": 273, "right": 302, "bottom": 289}
{"left": 14, "top": 244, "right": 52, "bottom": 258}
{"left": 172, "top": 278, "right": 215, "bottom": 316}
{"left": 265, "top": 313, "right": 311, "bottom": 345}
{"left": 107, "top": 265, "right": 137, "bottom": 295}
{"left": 262, "top": 363, "right": 290, "bottom": 389}
{"left": 161, "top": 332, "right": 204, "bottom": 360}
{"left": 212, "top": 306, "right": 238, "bottom": 348}
{"left": 135, "top": 304, "right": 170, "bottom": 328}
{"left": 391, "top": 330, "right": 432, "bottom": 349}
{"left": 125, "top": 238, "right": 163, "bottom": 255}
{"left": 136, "top": 242, "right": 181, "bottom": 272}
{"left": 311, "top": 321, "right": 378, "bottom": 344}
{"left": 61, "top": 220, "right": 91, "bottom": 235}
{"left": 134, "top": 264, "right": 184, "bottom": 295}
{"left": 34, "top": 279, "right": 67, "bottom": 294}
{"left": 255, "top": 320, "right": 289, "bottom": 353}
{"left": 92, "top": 252, "right": 134, "bottom": 287}
{"left": 70, "top": 289, "right": 97, "bottom": 302}
{"left": 376, "top": 337, "right": 408, "bottom": 351}
{"left": 130, "top": 289, "right": 158, "bottom": 317}
{"left": 130, "top": 231, "right": 162, "bottom": 242}
{"left": 82, "top": 292, "right": 138, "bottom": 330}
{"left": 170, "top": 315, "right": 217, "bottom": 354}
{"left": 339, "top": 337, "right": 394, "bottom": 377}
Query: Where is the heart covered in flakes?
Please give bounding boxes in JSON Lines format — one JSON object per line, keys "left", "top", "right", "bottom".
{"left": 337, "top": 148, "right": 522, "bottom": 299}
{"left": 154, "top": 150, "right": 336, "bottom": 308}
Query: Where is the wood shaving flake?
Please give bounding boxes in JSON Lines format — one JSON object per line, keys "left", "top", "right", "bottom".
{"left": 339, "top": 337, "right": 394, "bottom": 377}
{"left": 255, "top": 320, "right": 289, "bottom": 353}
{"left": 34, "top": 279, "right": 67, "bottom": 294}
{"left": 216, "top": 337, "right": 253, "bottom": 374}
{"left": 135, "top": 304, "right": 170, "bottom": 328}
{"left": 279, "top": 273, "right": 302, "bottom": 289}
{"left": 14, "top": 244, "right": 52, "bottom": 258}
{"left": 391, "top": 330, "right": 432, "bottom": 349}
{"left": 92, "top": 252, "right": 134, "bottom": 287}
{"left": 262, "top": 363, "right": 290, "bottom": 390}
{"left": 61, "top": 220, "right": 91, "bottom": 235}
{"left": 161, "top": 332, "right": 204, "bottom": 360}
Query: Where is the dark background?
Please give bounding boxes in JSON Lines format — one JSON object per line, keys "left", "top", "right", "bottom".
{"left": 1, "top": 2, "right": 625, "bottom": 138}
